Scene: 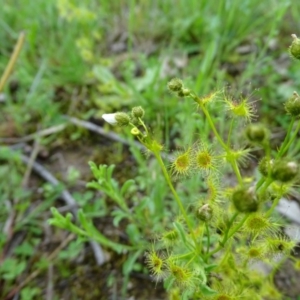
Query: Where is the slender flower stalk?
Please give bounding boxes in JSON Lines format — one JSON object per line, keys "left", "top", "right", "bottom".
{"left": 205, "top": 222, "right": 210, "bottom": 255}
{"left": 278, "top": 120, "right": 300, "bottom": 157}
{"left": 277, "top": 117, "right": 296, "bottom": 158}
{"left": 153, "top": 151, "right": 202, "bottom": 256}
{"left": 198, "top": 100, "right": 243, "bottom": 185}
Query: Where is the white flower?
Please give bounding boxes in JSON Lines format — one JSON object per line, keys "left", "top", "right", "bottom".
{"left": 102, "top": 112, "right": 131, "bottom": 126}
{"left": 102, "top": 113, "right": 117, "bottom": 125}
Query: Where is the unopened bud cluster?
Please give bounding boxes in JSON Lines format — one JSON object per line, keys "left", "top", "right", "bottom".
{"left": 102, "top": 106, "right": 147, "bottom": 141}
{"left": 168, "top": 78, "right": 191, "bottom": 97}
{"left": 102, "top": 106, "right": 145, "bottom": 127}
{"left": 259, "top": 158, "right": 298, "bottom": 182}
{"left": 271, "top": 160, "right": 298, "bottom": 182}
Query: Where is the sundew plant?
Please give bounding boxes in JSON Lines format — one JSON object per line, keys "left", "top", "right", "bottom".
{"left": 50, "top": 35, "right": 300, "bottom": 299}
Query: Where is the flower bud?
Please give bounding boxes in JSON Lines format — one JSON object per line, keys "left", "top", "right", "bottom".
{"left": 285, "top": 91, "right": 300, "bottom": 117}
{"left": 115, "top": 112, "right": 131, "bottom": 126}
{"left": 177, "top": 88, "right": 190, "bottom": 97}
{"left": 131, "top": 117, "right": 139, "bottom": 126}
{"left": 232, "top": 186, "right": 258, "bottom": 213}
{"left": 289, "top": 34, "right": 300, "bottom": 60}
{"left": 168, "top": 78, "right": 183, "bottom": 92}
{"left": 132, "top": 106, "right": 145, "bottom": 118}
{"left": 245, "top": 124, "right": 268, "bottom": 143}
{"left": 271, "top": 160, "right": 298, "bottom": 182}
{"left": 196, "top": 204, "right": 213, "bottom": 222}
{"left": 258, "top": 157, "right": 274, "bottom": 177}
{"left": 131, "top": 127, "right": 141, "bottom": 136}
{"left": 102, "top": 113, "right": 118, "bottom": 125}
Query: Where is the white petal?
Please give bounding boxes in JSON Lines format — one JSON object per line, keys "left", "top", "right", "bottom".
{"left": 102, "top": 113, "right": 117, "bottom": 125}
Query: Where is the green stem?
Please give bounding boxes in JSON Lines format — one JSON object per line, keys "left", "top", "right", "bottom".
{"left": 186, "top": 254, "right": 197, "bottom": 267}
{"left": 276, "top": 117, "right": 295, "bottom": 158}
{"left": 256, "top": 118, "right": 298, "bottom": 192}
{"left": 263, "top": 140, "right": 271, "bottom": 158}
{"left": 222, "top": 212, "right": 239, "bottom": 243}
{"left": 153, "top": 151, "right": 199, "bottom": 252}
{"left": 265, "top": 192, "right": 283, "bottom": 217}
{"left": 172, "top": 251, "right": 194, "bottom": 260}
{"left": 227, "top": 118, "right": 234, "bottom": 146}
{"left": 200, "top": 103, "right": 228, "bottom": 150}
{"left": 258, "top": 177, "right": 273, "bottom": 195}
{"left": 205, "top": 214, "right": 248, "bottom": 260}
{"left": 198, "top": 224, "right": 204, "bottom": 252}
{"left": 278, "top": 120, "right": 300, "bottom": 158}
{"left": 205, "top": 222, "right": 210, "bottom": 255}
{"left": 230, "top": 159, "right": 243, "bottom": 185}
{"left": 268, "top": 257, "right": 286, "bottom": 282}
{"left": 138, "top": 118, "right": 149, "bottom": 135}
{"left": 217, "top": 242, "right": 232, "bottom": 266}
{"left": 199, "top": 102, "right": 243, "bottom": 185}
{"left": 205, "top": 244, "right": 221, "bottom": 260}
{"left": 255, "top": 177, "right": 265, "bottom": 191}
{"left": 226, "top": 214, "right": 249, "bottom": 240}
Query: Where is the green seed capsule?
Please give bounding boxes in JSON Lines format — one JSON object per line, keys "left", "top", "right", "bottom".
{"left": 177, "top": 88, "right": 190, "bottom": 98}
{"left": 132, "top": 106, "right": 145, "bottom": 118}
{"left": 271, "top": 160, "right": 298, "bottom": 182}
{"left": 245, "top": 124, "right": 268, "bottom": 143}
{"left": 115, "top": 112, "right": 131, "bottom": 126}
{"left": 258, "top": 157, "right": 273, "bottom": 177}
{"left": 196, "top": 204, "right": 213, "bottom": 222}
{"left": 168, "top": 78, "right": 183, "bottom": 92}
{"left": 285, "top": 92, "right": 300, "bottom": 117}
{"left": 289, "top": 34, "right": 300, "bottom": 60}
{"left": 232, "top": 187, "right": 258, "bottom": 213}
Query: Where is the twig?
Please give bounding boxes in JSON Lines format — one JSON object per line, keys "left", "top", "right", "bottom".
{"left": 21, "top": 138, "right": 40, "bottom": 188}
{"left": 0, "top": 124, "right": 66, "bottom": 143}
{"left": 0, "top": 32, "right": 25, "bottom": 93}
{"left": 19, "top": 153, "right": 106, "bottom": 265}
{"left": 46, "top": 264, "right": 54, "bottom": 300}
{"left": 2, "top": 201, "right": 14, "bottom": 241}
{"left": 66, "top": 116, "right": 143, "bottom": 149}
